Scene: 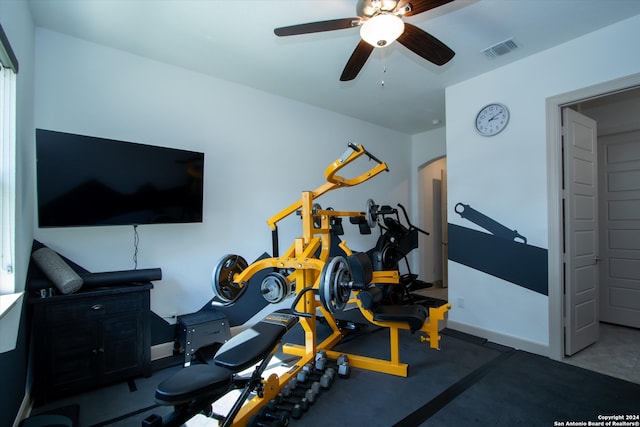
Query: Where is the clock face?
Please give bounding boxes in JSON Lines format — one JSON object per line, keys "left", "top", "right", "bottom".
{"left": 475, "top": 103, "right": 509, "bottom": 136}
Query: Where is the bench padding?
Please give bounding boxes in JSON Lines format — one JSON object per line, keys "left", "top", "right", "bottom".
{"left": 155, "top": 312, "right": 297, "bottom": 406}
{"left": 357, "top": 285, "right": 428, "bottom": 332}
{"left": 347, "top": 252, "right": 373, "bottom": 288}
{"left": 214, "top": 312, "right": 297, "bottom": 371}
{"left": 155, "top": 364, "right": 232, "bottom": 405}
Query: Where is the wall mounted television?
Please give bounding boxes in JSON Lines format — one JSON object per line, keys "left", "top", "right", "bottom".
{"left": 36, "top": 129, "right": 204, "bottom": 227}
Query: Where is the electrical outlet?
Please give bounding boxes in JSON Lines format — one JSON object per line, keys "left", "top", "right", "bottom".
{"left": 457, "top": 297, "right": 464, "bottom": 308}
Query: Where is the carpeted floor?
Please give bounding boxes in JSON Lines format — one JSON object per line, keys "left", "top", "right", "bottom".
{"left": 287, "top": 326, "right": 640, "bottom": 426}
{"left": 28, "top": 320, "right": 640, "bottom": 427}
{"left": 423, "top": 349, "right": 639, "bottom": 427}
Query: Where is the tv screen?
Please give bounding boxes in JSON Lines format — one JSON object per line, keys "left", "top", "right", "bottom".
{"left": 36, "top": 129, "right": 204, "bottom": 227}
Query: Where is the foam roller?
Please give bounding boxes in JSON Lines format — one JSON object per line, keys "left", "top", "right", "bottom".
{"left": 32, "top": 247, "right": 83, "bottom": 294}
{"left": 29, "top": 268, "right": 162, "bottom": 291}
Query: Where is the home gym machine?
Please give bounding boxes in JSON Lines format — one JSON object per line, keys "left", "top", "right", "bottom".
{"left": 364, "top": 200, "right": 440, "bottom": 306}
{"left": 146, "top": 143, "right": 451, "bottom": 427}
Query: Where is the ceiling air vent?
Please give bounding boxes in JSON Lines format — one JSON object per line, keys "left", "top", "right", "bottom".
{"left": 483, "top": 38, "right": 518, "bottom": 58}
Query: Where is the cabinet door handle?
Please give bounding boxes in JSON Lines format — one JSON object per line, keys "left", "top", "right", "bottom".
{"left": 91, "top": 304, "right": 104, "bottom": 311}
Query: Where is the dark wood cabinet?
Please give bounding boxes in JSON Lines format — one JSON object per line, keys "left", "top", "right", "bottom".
{"left": 31, "top": 284, "right": 152, "bottom": 402}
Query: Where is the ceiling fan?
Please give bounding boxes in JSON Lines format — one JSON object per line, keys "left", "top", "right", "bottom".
{"left": 274, "top": 0, "right": 456, "bottom": 81}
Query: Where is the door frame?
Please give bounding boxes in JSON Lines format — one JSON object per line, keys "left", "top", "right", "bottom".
{"left": 546, "top": 73, "right": 640, "bottom": 361}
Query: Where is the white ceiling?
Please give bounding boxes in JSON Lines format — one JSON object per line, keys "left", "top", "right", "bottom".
{"left": 27, "top": 0, "right": 640, "bottom": 135}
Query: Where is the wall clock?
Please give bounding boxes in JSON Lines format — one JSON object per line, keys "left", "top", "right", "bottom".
{"left": 475, "top": 103, "right": 510, "bottom": 136}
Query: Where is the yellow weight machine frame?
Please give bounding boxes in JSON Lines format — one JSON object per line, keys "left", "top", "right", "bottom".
{"left": 225, "top": 143, "right": 450, "bottom": 425}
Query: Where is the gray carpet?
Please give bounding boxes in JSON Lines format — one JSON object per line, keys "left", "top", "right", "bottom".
{"left": 289, "top": 326, "right": 640, "bottom": 426}
{"left": 288, "top": 327, "right": 505, "bottom": 426}
{"left": 29, "top": 322, "right": 640, "bottom": 427}
{"left": 29, "top": 363, "right": 182, "bottom": 427}
{"left": 424, "top": 349, "right": 640, "bottom": 427}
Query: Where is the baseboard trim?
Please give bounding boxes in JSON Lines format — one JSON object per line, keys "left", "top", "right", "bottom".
{"left": 447, "top": 320, "right": 549, "bottom": 356}
{"left": 151, "top": 342, "right": 175, "bottom": 361}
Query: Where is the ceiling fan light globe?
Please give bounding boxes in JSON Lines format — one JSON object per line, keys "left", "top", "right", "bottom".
{"left": 360, "top": 14, "right": 405, "bottom": 48}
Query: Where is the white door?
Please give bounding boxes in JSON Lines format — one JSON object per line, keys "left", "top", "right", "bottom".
{"left": 564, "top": 108, "right": 599, "bottom": 356}
{"left": 598, "top": 130, "right": 640, "bottom": 328}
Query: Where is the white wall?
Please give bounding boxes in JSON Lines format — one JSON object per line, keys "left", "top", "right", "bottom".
{"left": 445, "top": 15, "right": 640, "bottom": 354}
{"left": 32, "top": 12, "right": 640, "bottom": 352}
{"left": 33, "top": 29, "right": 412, "bottom": 318}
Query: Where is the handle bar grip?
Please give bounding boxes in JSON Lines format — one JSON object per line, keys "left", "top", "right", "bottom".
{"left": 397, "top": 203, "right": 430, "bottom": 235}
{"left": 290, "top": 286, "right": 316, "bottom": 318}
{"left": 348, "top": 142, "right": 385, "bottom": 166}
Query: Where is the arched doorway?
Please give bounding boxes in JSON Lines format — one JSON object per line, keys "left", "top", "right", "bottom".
{"left": 418, "top": 156, "right": 447, "bottom": 288}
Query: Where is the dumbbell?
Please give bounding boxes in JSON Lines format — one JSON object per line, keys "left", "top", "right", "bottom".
{"left": 336, "top": 354, "right": 348, "bottom": 366}
{"left": 291, "top": 385, "right": 318, "bottom": 403}
{"left": 257, "top": 407, "right": 290, "bottom": 425}
{"left": 337, "top": 363, "right": 350, "bottom": 378}
{"left": 297, "top": 363, "right": 334, "bottom": 389}
{"left": 315, "top": 350, "right": 328, "bottom": 371}
{"left": 325, "top": 367, "right": 336, "bottom": 382}
{"left": 309, "top": 381, "right": 321, "bottom": 396}
{"left": 319, "top": 371, "right": 334, "bottom": 388}
{"left": 296, "top": 363, "right": 315, "bottom": 383}
{"left": 281, "top": 378, "right": 298, "bottom": 396}
{"left": 247, "top": 413, "right": 286, "bottom": 427}
{"left": 337, "top": 353, "right": 351, "bottom": 379}
{"left": 267, "top": 398, "right": 305, "bottom": 420}
{"left": 273, "top": 392, "right": 310, "bottom": 412}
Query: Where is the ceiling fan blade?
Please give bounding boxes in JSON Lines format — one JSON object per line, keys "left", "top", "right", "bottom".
{"left": 274, "top": 18, "right": 361, "bottom": 37}
{"left": 398, "top": 0, "right": 454, "bottom": 17}
{"left": 397, "top": 23, "right": 454, "bottom": 66}
{"left": 340, "top": 40, "right": 375, "bottom": 81}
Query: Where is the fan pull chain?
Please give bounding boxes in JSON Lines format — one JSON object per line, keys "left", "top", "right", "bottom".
{"left": 380, "top": 48, "right": 387, "bottom": 87}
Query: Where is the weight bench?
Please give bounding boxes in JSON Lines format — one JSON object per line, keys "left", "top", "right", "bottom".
{"left": 288, "top": 251, "right": 448, "bottom": 378}
{"left": 348, "top": 252, "right": 428, "bottom": 332}
{"left": 144, "top": 311, "right": 298, "bottom": 427}
{"left": 357, "top": 285, "right": 428, "bottom": 332}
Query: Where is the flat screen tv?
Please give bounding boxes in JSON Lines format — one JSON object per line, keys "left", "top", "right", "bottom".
{"left": 36, "top": 129, "right": 204, "bottom": 227}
